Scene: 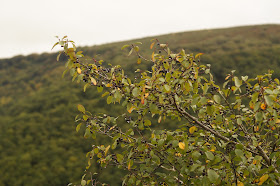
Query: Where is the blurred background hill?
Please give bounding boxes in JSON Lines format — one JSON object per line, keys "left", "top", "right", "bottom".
{"left": 0, "top": 24, "right": 280, "bottom": 185}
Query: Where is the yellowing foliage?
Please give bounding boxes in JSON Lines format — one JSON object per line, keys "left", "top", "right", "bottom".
{"left": 258, "top": 174, "right": 269, "bottom": 185}
{"left": 178, "top": 142, "right": 185, "bottom": 150}
{"left": 77, "top": 68, "right": 82, "bottom": 74}
{"left": 189, "top": 126, "right": 197, "bottom": 134}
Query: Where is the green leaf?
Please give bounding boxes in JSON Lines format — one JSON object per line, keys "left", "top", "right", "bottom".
{"left": 205, "top": 151, "right": 214, "bottom": 160}
{"left": 234, "top": 77, "right": 242, "bottom": 88}
{"left": 190, "top": 164, "right": 200, "bottom": 172}
{"left": 251, "top": 92, "right": 259, "bottom": 103}
{"left": 159, "top": 77, "right": 165, "bottom": 82}
{"left": 91, "top": 131, "right": 96, "bottom": 139}
{"left": 144, "top": 119, "right": 151, "bottom": 126}
{"left": 107, "top": 96, "right": 113, "bottom": 104}
{"left": 84, "top": 83, "right": 90, "bottom": 92}
{"left": 117, "top": 154, "right": 124, "bottom": 163}
{"left": 207, "top": 169, "right": 219, "bottom": 183}
{"left": 57, "top": 52, "right": 62, "bottom": 61}
{"left": 255, "top": 112, "right": 263, "bottom": 122}
{"left": 84, "top": 128, "right": 91, "bottom": 138}
{"left": 93, "top": 148, "right": 99, "bottom": 155}
{"left": 213, "top": 95, "right": 221, "bottom": 104}
{"left": 264, "top": 95, "right": 273, "bottom": 107}
{"left": 76, "top": 123, "right": 82, "bottom": 132}
{"left": 165, "top": 73, "right": 171, "bottom": 82}
{"left": 112, "top": 141, "right": 117, "bottom": 150}
{"left": 121, "top": 45, "right": 130, "bottom": 50}
{"left": 97, "top": 86, "right": 103, "bottom": 93}
{"left": 81, "top": 180, "right": 86, "bottom": 186}
{"left": 62, "top": 69, "right": 68, "bottom": 78}
{"left": 206, "top": 105, "right": 215, "bottom": 115}
{"left": 254, "top": 101, "right": 261, "bottom": 112}
{"left": 134, "top": 46, "right": 139, "bottom": 52}
{"left": 163, "top": 62, "right": 169, "bottom": 69}
{"left": 132, "top": 87, "right": 140, "bottom": 97}
{"left": 202, "top": 84, "right": 209, "bottom": 95}
{"left": 235, "top": 149, "right": 244, "bottom": 157}
{"left": 158, "top": 139, "right": 165, "bottom": 147}
{"left": 83, "top": 114, "right": 88, "bottom": 121}
{"left": 164, "top": 84, "right": 171, "bottom": 92}
{"left": 77, "top": 104, "right": 86, "bottom": 113}
{"left": 150, "top": 104, "right": 158, "bottom": 114}
{"left": 52, "top": 42, "right": 59, "bottom": 50}
{"left": 114, "top": 90, "right": 122, "bottom": 102}
{"left": 192, "top": 151, "right": 201, "bottom": 160}
{"left": 241, "top": 76, "right": 248, "bottom": 81}
{"left": 237, "top": 118, "right": 242, "bottom": 125}
{"left": 265, "top": 89, "right": 274, "bottom": 95}
{"left": 128, "top": 48, "right": 133, "bottom": 56}
{"left": 200, "top": 97, "right": 208, "bottom": 105}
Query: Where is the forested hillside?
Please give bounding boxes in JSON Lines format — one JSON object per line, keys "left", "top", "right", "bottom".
{"left": 0, "top": 24, "right": 280, "bottom": 185}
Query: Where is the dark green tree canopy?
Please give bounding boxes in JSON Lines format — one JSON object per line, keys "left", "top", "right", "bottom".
{"left": 54, "top": 36, "right": 280, "bottom": 185}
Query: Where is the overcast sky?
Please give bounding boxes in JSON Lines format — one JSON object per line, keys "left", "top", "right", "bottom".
{"left": 0, "top": 0, "right": 279, "bottom": 59}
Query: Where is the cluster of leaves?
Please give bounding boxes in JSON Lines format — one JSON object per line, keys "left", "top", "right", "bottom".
{"left": 0, "top": 25, "right": 280, "bottom": 185}
{"left": 54, "top": 36, "right": 280, "bottom": 185}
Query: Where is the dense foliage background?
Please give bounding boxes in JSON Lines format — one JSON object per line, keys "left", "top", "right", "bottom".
{"left": 0, "top": 24, "right": 280, "bottom": 185}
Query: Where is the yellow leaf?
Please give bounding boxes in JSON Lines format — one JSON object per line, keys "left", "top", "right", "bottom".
{"left": 141, "top": 95, "right": 145, "bottom": 105}
{"left": 152, "top": 52, "right": 155, "bottom": 62}
{"left": 90, "top": 77, "right": 97, "bottom": 85}
{"left": 137, "top": 58, "right": 141, "bottom": 64}
{"left": 260, "top": 103, "right": 266, "bottom": 110}
{"left": 77, "top": 68, "right": 82, "bottom": 74}
{"left": 237, "top": 181, "right": 244, "bottom": 186}
{"left": 109, "top": 126, "right": 116, "bottom": 131}
{"left": 106, "top": 83, "right": 112, "bottom": 87}
{"left": 175, "top": 153, "right": 182, "bottom": 157}
{"left": 194, "top": 70, "right": 198, "bottom": 79}
{"left": 128, "top": 106, "right": 134, "bottom": 113}
{"left": 144, "top": 93, "right": 149, "bottom": 98}
{"left": 258, "top": 174, "right": 269, "bottom": 185}
{"left": 67, "top": 47, "right": 75, "bottom": 52}
{"left": 104, "top": 145, "right": 110, "bottom": 156}
{"left": 189, "top": 126, "right": 197, "bottom": 134}
{"left": 67, "top": 48, "right": 76, "bottom": 60}
{"left": 254, "top": 126, "right": 259, "bottom": 132}
{"left": 158, "top": 116, "right": 162, "bottom": 123}
{"left": 195, "top": 53, "right": 204, "bottom": 59}
{"left": 178, "top": 142, "right": 185, "bottom": 150}
{"left": 128, "top": 161, "right": 131, "bottom": 170}
{"left": 276, "top": 119, "right": 280, "bottom": 124}
{"left": 225, "top": 75, "right": 231, "bottom": 80}
{"left": 150, "top": 42, "right": 155, "bottom": 49}
{"left": 127, "top": 160, "right": 133, "bottom": 170}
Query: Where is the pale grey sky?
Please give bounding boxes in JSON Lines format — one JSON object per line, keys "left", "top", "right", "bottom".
{"left": 0, "top": 0, "right": 279, "bottom": 59}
